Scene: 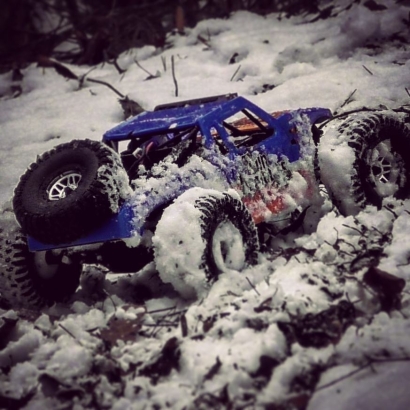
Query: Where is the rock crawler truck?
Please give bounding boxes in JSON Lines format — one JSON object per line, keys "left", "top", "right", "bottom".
{"left": 1, "top": 94, "right": 410, "bottom": 306}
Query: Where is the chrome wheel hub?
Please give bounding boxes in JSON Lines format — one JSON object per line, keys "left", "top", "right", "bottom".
{"left": 367, "top": 140, "right": 403, "bottom": 197}
{"left": 212, "top": 220, "right": 246, "bottom": 272}
{"left": 47, "top": 171, "right": 82, "bottom": 201}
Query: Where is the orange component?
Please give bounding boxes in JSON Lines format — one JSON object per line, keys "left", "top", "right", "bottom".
{"left": 271, "top": 110, "right": 290, "bottom": 118}
{"left": 242, "top": 192, "right": 285, "bottom": 224}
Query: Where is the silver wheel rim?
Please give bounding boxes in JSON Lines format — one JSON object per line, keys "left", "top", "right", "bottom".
{"left": 367, "top": 140, "right": 403, "bottom": 197}
{"left": 47, "top": 171, "right": 82, "bottom": 201}
{"left": 212, "top": 220, "right": 246, "bottom": 272}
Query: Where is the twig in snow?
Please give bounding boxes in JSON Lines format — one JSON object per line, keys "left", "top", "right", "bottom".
{"left": 109, "top": 58, "right": 126, "bottom": 75}
{"left": 150, "top": 306, "right": 178, "bottom": 337}
{"left": 325, "top": 240, "right": 354, "bottom": 256}
{"left": 230, "top": 65, "right": 241, "bottom": 82}
{"left": 147, "top": 305, "right": 177, "bottom": 314}
{"left": 171, "top": 55, "right": 179, "bottom": 97}
{"left": 246, "top": 277, "right": 260, "bottom": 296}
{"left": 383, "top": 205, "right": 398, "bottom": 218}
{"left": 102, "top": 289, "right": 117, "bottom": 311}
{"left": 340, "top": 89, "right": 357, "bottom": 109}
{"left": 59, "top": 324, "right": 83, "bottom": 345}
{"left": 143, "top": 322, "right": 179, "bottom": 327}
{"left": 406, "top": 87, "right": 410, "bottom": 97}
{"left": 180, "top": 314, "right": 188, "bottom": 337}
{"left": 342, "top": 224, "right": 364, "bottom": 236}
{"left": 163, "top": 309, "right": 188, "bottom": 318}
{"left": 334, "top": 228, "right": 357, "bottom": 251}
{"left": 135, "top": 59, "right": 158, "bottom": 80}
{"left": 362, "top": 65, "right": 373, "bottom": 75}
{"left": 78, "top": 66, "right": 97, "bottom": 88}
{"left": 87, "top": 78, "right": 124, "bottom": 98}
{"left": 197, "top": 34, "right": 211, "bottom": 48}
{"left": 315, "top": 363, "right": 371, "bottom": 391}
{"left": 161, "top": 56, "right": 167, "bottom": 72}
{"left": 316, "top": 357, "right": 410, "bottom": 392}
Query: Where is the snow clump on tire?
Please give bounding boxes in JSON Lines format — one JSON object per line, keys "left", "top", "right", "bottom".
{"left": 319, "top": 111, "right": 410, "bottom": 215}
{"left": 153, "top": 187, "right": 259, "bottom": 299}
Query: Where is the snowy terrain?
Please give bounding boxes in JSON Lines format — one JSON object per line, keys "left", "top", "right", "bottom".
{"left": 1, "top": 1, "right": 410, "bottom": 409}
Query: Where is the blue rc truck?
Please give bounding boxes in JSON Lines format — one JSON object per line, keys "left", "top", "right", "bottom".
{"left": 1, "top": 94, "right": 410, "bottom": 306}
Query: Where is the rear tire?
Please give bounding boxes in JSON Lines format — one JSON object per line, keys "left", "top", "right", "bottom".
{"left": 0, "top": 225, "right": 82, "bottom": 308}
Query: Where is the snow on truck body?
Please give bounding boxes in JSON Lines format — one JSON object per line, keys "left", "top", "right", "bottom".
{"left": 28, "top": 95, "right": 331, "bottom": 252}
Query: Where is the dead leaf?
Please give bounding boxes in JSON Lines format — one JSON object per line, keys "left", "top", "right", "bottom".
{"left": 100, "top": 309, "right": 145, "bottom": 346}
{"left": 363, "top": 267, "right": 405, "bottom": 311}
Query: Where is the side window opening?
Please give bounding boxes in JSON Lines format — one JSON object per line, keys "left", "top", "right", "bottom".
{"left": 223, "top": 109, "right": 274, "bottom": 149}
{"left": 210, "top": 126, "right": 228, "bottom": 155}
{"left": 120, "top": 126, "right": 201, "bottom": 179}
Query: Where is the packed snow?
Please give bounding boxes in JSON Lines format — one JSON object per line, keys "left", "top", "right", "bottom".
{"left": 1, "top": 1, "right": 410, "bottom": 409}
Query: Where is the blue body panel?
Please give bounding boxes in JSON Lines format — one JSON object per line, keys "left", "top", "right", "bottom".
{"left": 103, "top": 100, "right": 225, "bottom": 141}
{"left": 28, "top": 203, "right": 136, "bottom": 251}
{"left": 29, "top": 97, "right": 332, "bottom": 252}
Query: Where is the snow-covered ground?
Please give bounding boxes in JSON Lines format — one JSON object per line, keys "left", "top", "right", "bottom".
{"left": 1, "top": 1, "right": 410, "bottom": 408}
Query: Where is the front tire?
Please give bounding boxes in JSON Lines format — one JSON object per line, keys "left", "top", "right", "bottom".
{"left": 13, "top": 139, "right": 129, "bottom": 244}
{"left": 0, "top": 225, "right": 82, "bottom": 308}
{"left": 153, "top": 188, "right": 259, "bottom": 299}
{"left": 319, "top": 112, "right": 410, "bottom": 215}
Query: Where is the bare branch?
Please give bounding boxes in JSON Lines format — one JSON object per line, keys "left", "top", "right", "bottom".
{"left": 362, "top": 65, "right": 373, "bottom": 75}
{"left": 135, "top": 59, "right": 157, "bottom": 79}
{"left": 340, "top": 89, "right": 357, "bottom": 109}
{"left": 86, "top": 78, "right": 124, "bottom": 98}
{"left": 246, "top": 276, "right": 260, "bottom": 296}
{"left": 59, "top": 324, "right": 83, "bottom": 346}
{"left": 230, "top": 65, "right": 241, "bottom": 82}
{"left": 197, "top": 34, "right": 211, "bottom": 49}
{"left": 171, "top": 55, "right": 179, "bottom": 97}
